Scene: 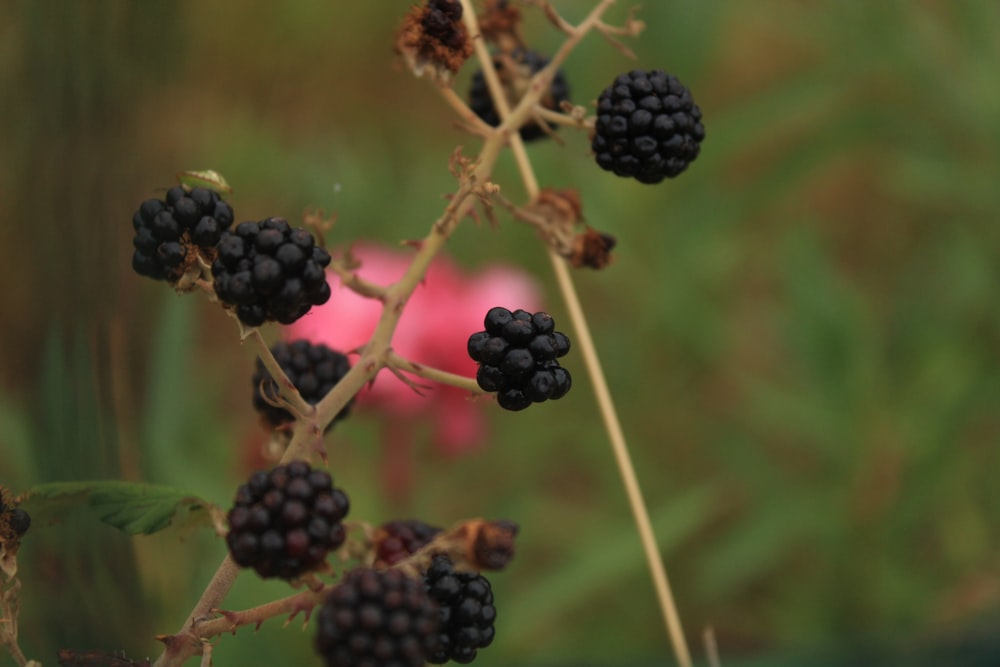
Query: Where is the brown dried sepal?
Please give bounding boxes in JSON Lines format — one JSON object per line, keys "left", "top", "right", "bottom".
{"left": 527, "top": 187, "right": 581, "bottom": 255}
{"left": 470, "top": 518, "right": 519, "bottom": 570}
{"left": 570, "top": 227, "right": 617, "bottom": 269}
{"left": 521, "top": 189, "right": 615, "bottom": 269}
{"left": 396, "top": 0, "right": 474, "bottom": 82}
{"left": 477, "top": 0, "right": 524, "bottom": 50}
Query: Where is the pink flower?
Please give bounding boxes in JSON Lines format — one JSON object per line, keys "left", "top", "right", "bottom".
{"left": 287, "top": 242, "right": 542, "bottom": 473}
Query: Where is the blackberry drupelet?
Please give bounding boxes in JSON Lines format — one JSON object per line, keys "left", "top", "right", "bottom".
{"left": 468, "top": 49, "right": 571, "bottom": 141}
{"left": 592, "top": 69, "right": 705, "bottom": 184}
{"left": 212, "top": 217, "right": 332, "bottom": 326}
{"left": 424, "top": 555, "right": 497, "bottom": 664}
{"left": 226, "top": 460, "right": 349, "bottom": 579}
{"left": 131, "top": 186, "right": 234, "bottom": 282}
{"left": 315, "top": 567, "right": 441, "bottom": 667}
{"left": 468, "top": 307, "right": 572, "bottom": 411}
{"left": 373, "top": 519, "right": 443, "bottom": 567}
{"left": 252, "top": 339, "right": 353, "bottom": 429}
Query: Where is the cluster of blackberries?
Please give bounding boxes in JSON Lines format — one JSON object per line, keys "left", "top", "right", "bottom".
{"left": 424, "top": 555, "right": 497, "bottom": 664}
{"left": 252, "top": 339, "right": 353, "bottom": 430}
{"left": 226, "top": 461, "right": 349, "bottom": 579}
{"left": 468, "top": 307, "right": 572, "bottom": 411}
{"left": 373, "top": 519, "right": 442, "bottom": 567}
{"left": 212, "top": 217, "right": 332, "bottom": 327}
{"left": 131, "top": 186, "right": 234, "bottom": 282}
{"left": 315, "top": 567, "right": 441, "bottom": 667}
{"left": 313, "top": 557, "right": 499, "bottom": 667}
{"left": 592, "top": 69, "right": 705, "bottom": 184}
{"left": 468, "top": 49, "right": 571, "bottom": 142}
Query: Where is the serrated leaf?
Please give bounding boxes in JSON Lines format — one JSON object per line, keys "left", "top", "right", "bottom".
{"left": 176, "top": 169, "right": 232, "bottom": 194}
{"left": 22, "top": 481, "right": 218, "bottom": 536}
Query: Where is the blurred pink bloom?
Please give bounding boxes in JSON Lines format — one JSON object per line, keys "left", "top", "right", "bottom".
{"left": 287, "top": 242, "right": 542, "bottom": 461}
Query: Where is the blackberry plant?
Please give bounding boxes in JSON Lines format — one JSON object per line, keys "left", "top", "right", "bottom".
{"left": 9, "top": 2, "right": 703, "bottom": 667}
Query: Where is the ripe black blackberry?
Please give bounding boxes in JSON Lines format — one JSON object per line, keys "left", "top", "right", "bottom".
{"left": 131, "top": 186, "right": 235, "bottom": 283}
{"left": 424, "top": 555, "right": 497, "bottom": 664}
{"left": 592, "top": 69, "right": 705, "bottom": 184}
{"left": 226, "top": 460, "right": 349, "bottom": 579}
{"left": 373, "top": 519, "right": 442, "bottom": 567}
{"left": 315, "top": 567, "right": 441, "bottom": 667}
{"left": 252, "top": 339, "right": 353, "bottom": 429}
{"left": 468, "top": 49, "right": 571, "bottom": 142}
{"left": 211, "top": 217, "right": 332, "bottom": 326}
{"left": 467, "top": 307, "right": 572, "bottom": 411}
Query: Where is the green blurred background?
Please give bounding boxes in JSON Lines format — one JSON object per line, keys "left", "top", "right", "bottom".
{"left": 2, "top": 1, "right": 999, "bottom": 665}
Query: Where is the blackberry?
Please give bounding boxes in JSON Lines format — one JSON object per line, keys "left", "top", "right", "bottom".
{"left": 8, "top": 508, "right": 30, "bottom": 536}
{"left": 252, "top": 339, "right": 353, "bottom": 429}
{"left": 226, "top": 460, "right": 349, "bottom": 579}
{"left": 373, "top": 519, "right": 443, "bottom": 567}
{"left": 315, "top": 567, "right": 441, "bottom": 667}
{"left": 131, "top": 186, "right": 235, "bottom": 282}
{"left": 468, "top": 307, "right": 572, "bottom": 411}
{"left": 424, "top": 555, "right": 497, "bottom": 664}
{"left": 212, "top": 218, "right": 332, "bottom": 326}
{"left": 592, "top": 69, "right": 705, "bottom": 184}
{"left": 468, "top": 49, "right": 571, "bottom": 142}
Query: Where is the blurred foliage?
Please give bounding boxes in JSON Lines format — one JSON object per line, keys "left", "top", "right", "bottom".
{"left": 1, "top": 1, "right": 999, "bottom": 665}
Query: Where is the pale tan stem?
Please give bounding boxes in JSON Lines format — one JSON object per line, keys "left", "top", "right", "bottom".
{"left": 534, "top": 105, "right": 591, "bottom": 130}
{"left": 192, "top": 586, "right": 330, "bottom": 641}
{"left": 436, "top": 84, "right": 495, "bottom": 136}
{"left": 249, "top": 329, "right": 314, "bottom": 420}
{"left": 387, "top": 351, "right": 483, "bottom": 394}
{"left": 459, "top": 1, "right": 694, "bottom": 666}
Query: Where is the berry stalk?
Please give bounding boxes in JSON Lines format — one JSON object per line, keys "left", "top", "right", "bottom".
{"left": 459, "top": 1, "right": 694, "bottom": 665}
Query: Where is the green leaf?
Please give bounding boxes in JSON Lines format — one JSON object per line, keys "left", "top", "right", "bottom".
{"left": 176, "top": 169, "right": 232, "bottom": 193}
{"left": 22, "top": 480, "right": 219, "bottom": 536}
